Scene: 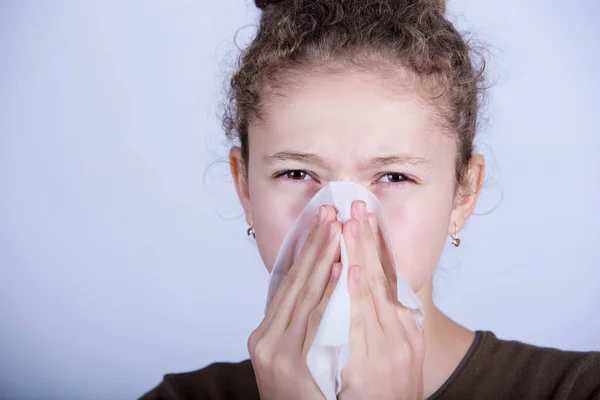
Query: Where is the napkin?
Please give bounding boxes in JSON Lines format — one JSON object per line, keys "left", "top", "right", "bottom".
{"left": 265, "top": 181, "right": 425, "bottom": 399}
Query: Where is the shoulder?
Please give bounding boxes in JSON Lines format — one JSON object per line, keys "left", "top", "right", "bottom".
{"left": 139, "top": 359, "right": 259, "bottom": 400}
{"left": 482, "top": 331, "right": 600, "bottom": 381}
{"left": 434, "top": 331, "right": 600, "bottom": 400}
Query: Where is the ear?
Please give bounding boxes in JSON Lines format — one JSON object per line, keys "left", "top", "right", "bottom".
{"left": 449, "top": 154, "right": 485, "bottom": 235}
{"left": 229, "top": 146, "right": 253, "bottom": 226}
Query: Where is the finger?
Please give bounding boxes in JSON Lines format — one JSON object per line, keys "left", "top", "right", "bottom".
{"left": 396, "top": 302, "right": 421, "bottom": 336}
{"left": 367, "top": 216, "right": 421, "bottom": 338}
{"left": 350, "top": 202, "right": 394, "bottom": 301}
{"left": 264, "top": 205, "right": 335, "bottom": 333}
{"left": 350, "top": 264, "right": 386, "bottom": 352}
{"left": 302, "top": 262, "right": 342, "bottom": 355}
{"left": 344, "top": 208, "right": 399, "bottom": 336}
{"left": 289, "top": 220, "right": 341, "bottom": 341}
{"left": 266, "top": 205, "right": 333, "bottom": 326}
{"left": 353, "top": 203, "right": 398, "bottom": 302}
{"left": 365, "top": 214, "right": 420, "bottom": 339}
{"left": 348, "top": 264, "right": 383, "bottom": 358}
{"left": 264, "top": 206, "right": 326, "bottom": 317}
{"left": 369, "top": 213, "right": 399, "bottom": 301}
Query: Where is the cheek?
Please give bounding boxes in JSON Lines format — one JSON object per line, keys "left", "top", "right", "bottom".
{"left": 382, "top": 190, "right": 454, "bottom": 292}
{"left": 248, "top": 179, "right": 317, "bottom": 273}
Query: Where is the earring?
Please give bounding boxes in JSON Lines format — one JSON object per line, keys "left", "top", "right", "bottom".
{"left": 247, "top": 226, "right": 255, "bottom": 239}
{"left": 451, "top": 223, "right": 461, "bottom": 247}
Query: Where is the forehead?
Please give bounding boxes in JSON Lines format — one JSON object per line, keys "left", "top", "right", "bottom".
{"left": 250, "top": 70, "right": 452, "bottom": 163}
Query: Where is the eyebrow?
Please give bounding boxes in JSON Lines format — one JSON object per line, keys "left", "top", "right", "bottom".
{"left": 363, "top": 155, "right": 432, "bottom": 169}
{"left": 263, "top": 152, "right": 329, "bottom": 168}
{"left": 263, "top": 151, "right": 432, "bottom": 169}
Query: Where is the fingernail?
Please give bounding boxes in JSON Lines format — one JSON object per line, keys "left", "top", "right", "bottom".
{"left": 331, "top": 263, "right": 342, "bottom": 281}
{"left": 316, "top": 206, "right": 327, "bottom": 224}
{"left": 368, "top": 214, "right": 378, "bottom": 234}
{"left": 327, "top": 222, "right": 338, "bottom": 240}
{"left": 357, "top": 201, "right": 367, "bottom": 221}
{"left": 351, "top": 201, "right": 360, "bottom": 220}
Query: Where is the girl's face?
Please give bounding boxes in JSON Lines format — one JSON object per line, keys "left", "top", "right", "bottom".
{"left": 231, "top": 70, "right": 483, "bottom": 293}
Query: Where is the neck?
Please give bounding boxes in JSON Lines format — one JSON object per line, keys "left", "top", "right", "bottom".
{"left": 417, "top": 280, "right": 475, "bottom": 398}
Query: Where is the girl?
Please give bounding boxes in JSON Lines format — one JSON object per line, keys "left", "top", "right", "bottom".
{"left": 142, "top": 0, "right": 600, "bottom": 398}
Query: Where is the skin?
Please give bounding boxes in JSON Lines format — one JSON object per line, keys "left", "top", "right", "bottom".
{"left": 230, "top": 69, "right": 485, "bottom": 398}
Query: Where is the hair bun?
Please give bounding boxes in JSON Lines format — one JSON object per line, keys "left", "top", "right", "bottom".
{"left": 255, "top": 0, "right": 284, "bottom": 10}
{"left": 436, "top": 0, "right": 446, "bottom": 14}
{"left": 426, "top": 0, "right": 446, "bottom": 14}
{"left": 256, "top": 0, "right": 446, "bottom": 14}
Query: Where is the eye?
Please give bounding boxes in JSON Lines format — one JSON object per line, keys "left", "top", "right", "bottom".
{"left": 274, "top": 169, "right": 314, "bottom": 182}
{"left": 286, "top": 170, "right": 308, "bottom": 180}
{"left": 377, "top": 172, "right": 414, "bottom": 185}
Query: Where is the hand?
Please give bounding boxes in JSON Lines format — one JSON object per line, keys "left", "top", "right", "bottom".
{"left": 339, "top": 201, "right": 425, "bottom": 400}
{"left": 248, "top": 205, "right": 342, "bottom": 400}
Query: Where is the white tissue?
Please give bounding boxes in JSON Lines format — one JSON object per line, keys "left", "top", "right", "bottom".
{"left": 265, "top": 181, "right": 425, "bottom": 399}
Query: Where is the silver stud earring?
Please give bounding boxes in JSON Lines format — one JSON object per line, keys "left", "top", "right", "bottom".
{"left": 451, "top": 223, "right": 461, "bottom": 247}
{"left": 247, "top": 226, "right": 255, "bottom": 239}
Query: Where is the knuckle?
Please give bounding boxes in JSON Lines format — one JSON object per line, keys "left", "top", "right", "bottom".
{"left": 306, "top": 222, "right": 324, "bottom": 242}
{"left": 387, "top": 272, "right": 398, "bottom": 284}
{"left": 280, "top": 272, "right": 295, "bottom": 290}
{"left": 247, "top": 330, "right": 258, "bottom": 352}
{"left": 386, "top": 273, "right": 398, "bottom": 288}
{"left": 308, "top": 307, "right": 325, "bottom": 328}
{"left": 374, "top": 272, "right": 390, "bottom": 289}
{"left": 360, "top": 285, "right": 372, "bottom": 298}
{"left": 248, "top": 325, "right": 267, "bottom": 353}
{"left": 252, "top": 339, "right": 273, "bottom": 367}
{"left": 350, "top": 315, "right": 363, "bottom": 331}
{"left": 392, "top": 341, "right": 415, "bottom": 364}
{"left": 397, "top": 338, "right": 411, "bottom": 353}
{"left": 299, "top": 284, "right": 321, "bottom": 304}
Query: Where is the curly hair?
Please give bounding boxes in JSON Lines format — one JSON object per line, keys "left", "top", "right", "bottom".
{"left": 223, "top": 0, "right": 486, "bottom": 187}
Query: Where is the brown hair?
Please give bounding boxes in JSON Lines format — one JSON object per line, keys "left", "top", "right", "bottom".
{"left": 223, "top": 0, "right": 486, "bottom": 187}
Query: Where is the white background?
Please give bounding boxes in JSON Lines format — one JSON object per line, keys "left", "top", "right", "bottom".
{"left": 1, "top": 1, "right": 599, "bottom": 399}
